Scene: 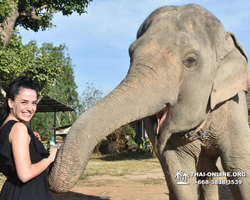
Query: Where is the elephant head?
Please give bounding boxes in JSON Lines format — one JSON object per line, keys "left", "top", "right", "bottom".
{"left": 48, "top": 4, "right": 250, "bottom": 192}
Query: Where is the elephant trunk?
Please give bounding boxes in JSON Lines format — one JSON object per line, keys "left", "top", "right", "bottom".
{"left": 48, "top": 61, "right": 178, "bottom": 193}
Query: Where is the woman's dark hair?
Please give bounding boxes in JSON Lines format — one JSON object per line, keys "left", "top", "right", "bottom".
{"left": 0, "top": 76, "right": 38, "bottom": 126}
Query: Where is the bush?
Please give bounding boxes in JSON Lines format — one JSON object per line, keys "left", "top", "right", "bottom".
{"left": 139, "top": 137, "right": 155, "bottom": 157}
{"left": 97, "top": 139, "right": 109, "bottom": 155}
{"left": 94, "top": 125, "right": 138, "bottom": 156}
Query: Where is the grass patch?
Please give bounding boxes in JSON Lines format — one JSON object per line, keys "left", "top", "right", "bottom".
{"left": 77, "top": 155, "right": 165, "bottom": 188}
{"left": 81, "top": 165, "right": 132, "bottom": 179}
{"left": 76, "top": 179, "right": 117, "bottom": 188}
{"left": 136, "top": 178, "right": 166, "bottom": 185}
{"left": 80, "top": 153, "right": 161, "bottom": 180}
{"left": 90, "top": 151, "right": 157, "bottom": 161}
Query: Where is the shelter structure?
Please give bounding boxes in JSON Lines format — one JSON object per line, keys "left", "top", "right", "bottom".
{"left": 35, "top": 94, "right": 74, "bottom": 143}
{"left": 55, "top": 124, "right": 71, "bottom": 139}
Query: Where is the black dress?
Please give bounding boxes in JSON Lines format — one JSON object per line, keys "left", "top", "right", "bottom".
{"left": 0, "top": 120, "right": 54, "bottom": 200}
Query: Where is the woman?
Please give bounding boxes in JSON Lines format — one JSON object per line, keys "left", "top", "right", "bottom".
{"left": 0, "top": 76, "right": 58, "bottom": 200}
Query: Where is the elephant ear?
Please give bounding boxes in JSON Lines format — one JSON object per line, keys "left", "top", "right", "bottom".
{"left": 210, "top": 32, "right": 250, "bottom": 110}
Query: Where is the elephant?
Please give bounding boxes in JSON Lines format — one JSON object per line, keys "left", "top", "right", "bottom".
{"left": 47, "top": 4, "right": 250, "bottom": 200}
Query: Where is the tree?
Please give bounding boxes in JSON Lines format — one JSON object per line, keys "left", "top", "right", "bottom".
{"left": 31, "top": 43, "right": 81, "bottom": 140}
{"left": 0, "top": 0, "right": 92, "bottom": 47}
{"left": 0, "top": 31, "right": 64, "bottom": 101}
{"left": 31, "top": 112, "right": 54, "bottom": 141}
{"left": 80, "top": 83, "right": 103, "bottom": 113}
{"left": 46, "top": 43, "right": 82, "bottom": 125}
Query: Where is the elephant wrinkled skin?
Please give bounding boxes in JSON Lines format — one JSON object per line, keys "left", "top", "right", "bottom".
{"left": 48, "top": 4, "right": 250, "bottom": 200}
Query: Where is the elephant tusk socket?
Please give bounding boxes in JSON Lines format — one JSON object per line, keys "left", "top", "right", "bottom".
{"left": 156, "top": 106, "right": 169, "bottom": 134}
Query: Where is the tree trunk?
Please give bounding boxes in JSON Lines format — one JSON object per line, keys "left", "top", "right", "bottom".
{"left": 0, "top": 3, "right": 19, "bottom": 47}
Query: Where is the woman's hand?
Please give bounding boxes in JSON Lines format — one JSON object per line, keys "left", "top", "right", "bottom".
{"left": 33, "top": 131, "right": 41, "bottom": 141}
{"left": 48, "top": 148, "right": 58, "bottom": 163}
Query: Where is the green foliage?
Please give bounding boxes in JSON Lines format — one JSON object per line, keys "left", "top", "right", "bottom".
{"left": 124, "top": 124, "right": 136, "bottom": 139}
{"left": 0, "top": 0, "right": 92, "bottom": 46}
{"left": 97, "top": 127, "right": 124, "bottom": 155}
{"left": 0, "top": 0, "right": 13, "bottom": 24}
{"left": 31, "top": 43, "right": 81, "bottom": 140}
{"left": 96, "top": 125, "right": 138, "bottom": 156}
{"left": 139, "top": 137, "right": 155, "bottom": 157}
{"left": 97, "top": 139, "right": 112, "bottom": 155}
{"left": 144, "top": 138, "right": 154, "bottom": 156}
{"left": 0, "top": 31, "right": 63, "bottom": 97}
{"left": 0, "top": 0, "right": 92, "bottom": 32}
{"left": 109, "top": 127, "right": 126, "bottom": 153}
{"left": 16, "top": 0, "right": 92, "bottom": 32}
{"left": 31, "top": 112, "right": 54, "bottom": 141}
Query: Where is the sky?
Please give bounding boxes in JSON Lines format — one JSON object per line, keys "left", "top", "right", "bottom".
{"left": 18, "top": 0, "right": 250, "bottom": 97}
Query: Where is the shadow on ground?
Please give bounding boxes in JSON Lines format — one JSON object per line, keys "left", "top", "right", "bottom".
{"left": 53, "top": 191, "right": 109, "bottom": 200}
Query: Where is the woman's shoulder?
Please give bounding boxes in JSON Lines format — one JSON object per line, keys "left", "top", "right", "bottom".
{"left": 10, "top": 121, "right": 29, "bottom": 135}
{"left": 0, "top": 120, "right": 17, "bottom": 129}
{"left": 12, "top": 121, "right": 27, "bottom": 129}
{"left": 2, "top": 120, "right": 26, "bottom": 132}
{"left": 9, "top": 122, "right": 30, "bottom": 146}
{"left": 0, "top": 120, "right": 20, "bottom": 136}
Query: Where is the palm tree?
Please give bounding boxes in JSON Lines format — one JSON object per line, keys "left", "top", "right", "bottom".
{"left": 175, "top": 170, "right": 183, "bottom": 182}
{"left": 182, "top": 173, "right": 190, "bottom": 182}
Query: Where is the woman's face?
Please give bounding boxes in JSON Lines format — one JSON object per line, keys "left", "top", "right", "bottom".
{"left": 8, "top": 88, "right": 37, "bottom": 123}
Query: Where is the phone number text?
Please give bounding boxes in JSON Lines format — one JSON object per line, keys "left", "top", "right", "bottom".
{"left": 195, "top": 180, "right": 242, "bottom": 185}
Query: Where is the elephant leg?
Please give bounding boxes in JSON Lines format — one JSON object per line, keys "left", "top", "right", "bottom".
{"left": 158, "top": 145, "right": 198, "bottom": 200}
{"left": 199, "top": 183, "right": 218, "bottom": 200}
{"left": 220, "top": 137, "right": 250, "bottom": 200}
{"left": 197, "top": 153, "right": 220, "bottom": 200}
{"left": 220, "top": 154, "right": 250, "bottom": 199}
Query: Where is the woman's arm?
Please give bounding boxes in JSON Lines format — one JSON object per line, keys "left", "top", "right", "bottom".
{"left": 9, "top": 122, "right": 58, "bottom": 183}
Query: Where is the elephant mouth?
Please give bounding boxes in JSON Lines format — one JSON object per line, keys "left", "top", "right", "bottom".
{"left": 155, "top": 104, "right": 169, "bottom": 135}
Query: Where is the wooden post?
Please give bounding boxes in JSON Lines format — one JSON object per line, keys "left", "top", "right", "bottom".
{"left": 54, "top": 108, "right": 56, "bottom": 144}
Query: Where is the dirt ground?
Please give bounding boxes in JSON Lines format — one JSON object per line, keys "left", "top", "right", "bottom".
{"left": 0, "top": 157, "right": 235, "bottom": 200}
{"left": 53, "top": 160, "right": 234, "bottom": 200}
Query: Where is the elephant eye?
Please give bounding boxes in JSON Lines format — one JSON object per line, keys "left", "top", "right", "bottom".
{"left": 183, "top": 57, "right": 197, "bottom": 69}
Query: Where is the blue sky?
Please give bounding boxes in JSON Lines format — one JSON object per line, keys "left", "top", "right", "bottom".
{"left": 18, "top": 0, "right": 250, "bottom": 97}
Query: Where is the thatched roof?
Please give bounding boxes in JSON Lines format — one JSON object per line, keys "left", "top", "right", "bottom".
{"left": 36, "top": 94, "right": 74, "bottom": 112}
